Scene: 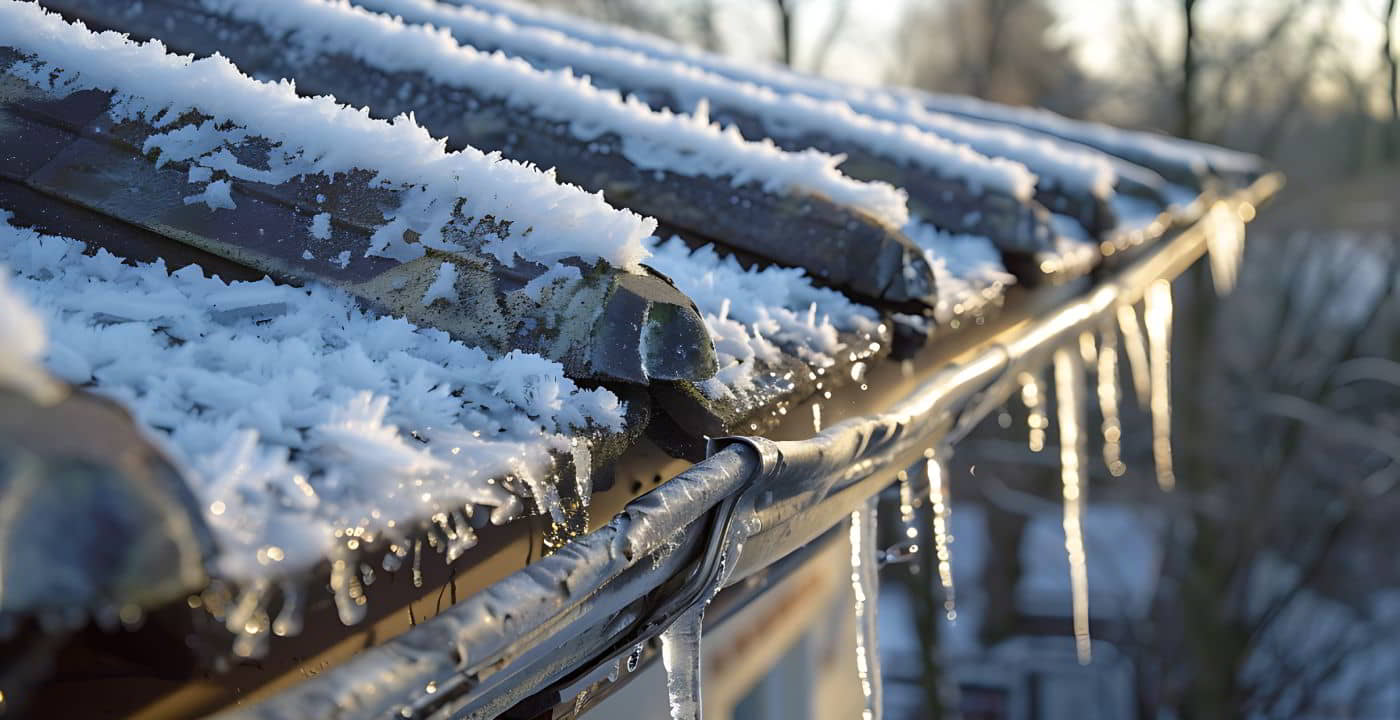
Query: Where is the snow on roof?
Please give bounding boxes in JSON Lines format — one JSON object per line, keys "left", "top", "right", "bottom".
{"left": 193, "top": 0, "right": 912, "bottom": 228}
{"left": 643, "top": 237, "right": 881, "bottom": 400}
{"left": 0, "top": 249, "right": 54, "bottom": 398}
{"left": 448, "top": 0, "right": 1260, "bottom": 193}
{"left": 904, "top": 89, "right": 1261, "bottom": 183}
{"left": 353, "top": 0, "right": 1041, "bottom": 203}
{"left": 0, "top": 212, "right": 624, "bottom": 588}
{"left": 0, "top": 0, "right": 656, "bottom": 270}
{"left": 0, "top": 261, "right": 46, "bottom": 369}
{"left": 903, "top": 224, "right": 1016, "bottom": 323}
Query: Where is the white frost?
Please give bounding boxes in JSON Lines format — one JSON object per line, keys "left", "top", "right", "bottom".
{"left": 0, "top": 213, "right": 625, "bottom": 582}
{"left": 902, "top": 222, "right": 1016, "bottom": 323}
{"left": 0, "top": 268, "right": 46, "bottom": 367}
{"left": 643, "top": 237, "right": 880, "bottom": 399}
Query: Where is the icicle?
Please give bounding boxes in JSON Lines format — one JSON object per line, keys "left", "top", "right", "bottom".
{"left": 573, "top": 687, "right": 592, "bottom": 716}
{"left": 850, "top": 498, "right": 883, "bottom": 720}
{"left": 660, "top": 604, "right": 704, "bottom": 720}
{"left": 658, "top": 511, "right": 757, "bottom": 720}
{"left": 897, "top": 470, "right": 919, "bottom": 551}
{"left": 382, "top": 542, "right": 407, "bottom": 572}
{"left": 1205, "top": 201, "right": 1248, "bottom": 295}
{"left": 227, "top": 579, "right": 272, "bottom": 658}
{"left": 1052, "top": 348, "right": 1092, "bottom": 665}
{"left": 926, "top": 454, "right": 956, "bottom": 621}
{"left": 1019, "top": 371, "right": 1047, "bottom": 452}
{"left": 812, "top": 402, "right": 822, "bottom": 433}
{"left": 272, "top": 581, "right": 304, "bottom": 637}
{"left": 1116, "top": 305, "right": 1151, "bottom": 406}
{"left": 1144, "top": 281, "right": 1176, "bottom": 491}
{"left": 572, "top": 440, "right": 593, "bottom": 508}
{"left": 516, "top": 462, "right": 567, "bottom": 524}
{"left": 1097, "top": 325, "right": 1126, "bottom": 477}
{"left": 412, "top": 538, "right": 424, "bottom": 588}
{"left": 445, "top": 510, "right": 478, "bottom": 562}
{"left": 330, "top": 550, "right": 368, "bottom": 626}
{"left": 1078, "top": 331, "right": 1098, "bottom": 367}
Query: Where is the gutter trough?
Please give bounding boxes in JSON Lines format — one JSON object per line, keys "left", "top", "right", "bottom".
{"left": 221, "top": 173, "right": 1283, "bottom": 720}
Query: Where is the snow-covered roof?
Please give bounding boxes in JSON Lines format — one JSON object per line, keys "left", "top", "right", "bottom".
{"left": 359, "top": 0, "right": 1116, "bottom": 205}
{"left": 444, "top": 0, "right": 1259, "bottom": 191}
{"left": 357, "top": 0, "right": 1041, "bottom": 203}
{"left": 0, "top": 1, "right": 659, "bottom": 271}
{"left": 0, "top": 1, "right": 1274, "bottom": 716}
{"left": 200, "top": 0, "right": 912, "bottom": 229}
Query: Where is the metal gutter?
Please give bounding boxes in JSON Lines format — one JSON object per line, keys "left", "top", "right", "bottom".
{"left": 221, "top": 174, "right": 1282, "bottom": 720}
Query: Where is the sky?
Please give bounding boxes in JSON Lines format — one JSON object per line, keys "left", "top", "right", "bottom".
{"left": 701, "top": 0, "right": 1395, "bottom": 90}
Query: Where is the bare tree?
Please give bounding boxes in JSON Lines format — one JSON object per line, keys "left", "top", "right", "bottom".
{"left": 1386, "top": 0, "right": 1399, "bottom": 161}
{"left": 891, "top": 0, "right": 1093, "bottom": 112}
{"left": 1180, "top": 0, "right": 1199, "bottom": 139}
{"left": 1143, "top": 226, "right": 1400, "bottom": 718}
{"left": 765, "top": 0, "right": 851, "bottom": 72}
{"left": 773, "top": 0, "right": 796, "bottom": 67}
{"left": 807, "top": 0, "right": 849, "bottom": 75}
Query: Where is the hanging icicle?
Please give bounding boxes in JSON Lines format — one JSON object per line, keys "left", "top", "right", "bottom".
{"left": 660, "top": 604, "right": 704, "bottom": 720}
{"left": 1205, "top": 201, "right": 1248, "bottom": 295}
{"left": 572, "top": 439, "right": 593, "bottom": 508}
{"left": 330, "top": 549, "right": 368, "bottom": 627}
{"left": 1019, "top": 371, "right": 1048, "bottom": 452}
{"left": 1144, "top": 281, "right": 1176, "bottom": 491}
{"left": 926, "top": 453, "right": 956, "bottom": 621}
{"left": 1116, "top": 304, "right": 1151, "bottom": 407}
{"left": 850, "top": 498, "right": 883, "bottom": 720}
{"left": 1078, "top": 331, "right": 1098, "bottom": 367}
{"left": 658, "top": 512, "right": 758, "bottom": 720}
{"left": 1053, "top": 348, "right": 1092, "bottom": 665}
{"left": 1097, "top": 324, "right": 1126, "bottom": 477}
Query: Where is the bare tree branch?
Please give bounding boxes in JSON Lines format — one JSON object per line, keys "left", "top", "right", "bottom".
{"left": 1387, "top": 0, "right": 1400, "bottom": 160}
{"left": 807, "top": 0, "right": 849, "bottom": 74}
